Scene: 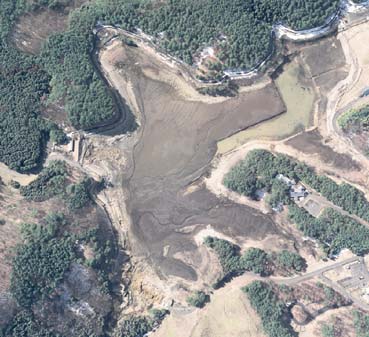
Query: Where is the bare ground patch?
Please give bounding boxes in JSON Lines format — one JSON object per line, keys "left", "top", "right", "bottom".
{"left": 11, "top": 0, "right": 88, "bottom": 54}
{"left": 152, "top": 274, "right": 266, "bottom": 337}
{"left": 299, "top": 306, "right": 355, "bottom": 337}
{"left": 286, "top": 129, "right": 361, "bottom": 172}
{"left": 98, "top": 39, "right": 287, "bottom": 281}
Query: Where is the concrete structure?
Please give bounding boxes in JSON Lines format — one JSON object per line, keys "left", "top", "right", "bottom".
{"left": 68, "top": 132, "right": 84, "bottom": 162}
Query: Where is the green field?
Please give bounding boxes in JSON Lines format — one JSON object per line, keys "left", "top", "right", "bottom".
{"left": 217, "top": 60, "right": 315, "bottom": 153}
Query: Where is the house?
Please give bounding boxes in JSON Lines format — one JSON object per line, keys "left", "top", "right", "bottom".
{"left": 290, "top": 185, "right": 308, "bottom": 201}
{"left": 276, "top": 174, "right": 296, "bottom": 187}
{"left": 272, "top": 202, "right": 284, "bottom": 213}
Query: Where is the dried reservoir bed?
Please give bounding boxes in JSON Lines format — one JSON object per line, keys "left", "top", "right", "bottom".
{"left": 99, "top": 41, "right": 286, "bottom": 280}
{"left": 217, "top": 58, "right": 315, "bottom": 154}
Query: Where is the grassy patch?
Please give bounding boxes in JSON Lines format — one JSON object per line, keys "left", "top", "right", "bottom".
{"left": 217, "top": 61, "right": 314, "bottom": 153}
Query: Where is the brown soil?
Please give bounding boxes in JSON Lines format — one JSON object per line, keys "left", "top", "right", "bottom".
{"left": 301, "top": 37, "right": 347, "bottom": 78}
{"left": 299, "top": 306, "right": 355, "bottom": 337}
{"left": 152, "top": 274, "right": 266, "bottom": 337}
{"left": 99, "top": 40, "right": 287, "bottom": 281}
{"left": 11, "top": 0, "right": 88, "bottom": 54}
{"left": 286, "top": 129, "right": 361, "bottom": 171}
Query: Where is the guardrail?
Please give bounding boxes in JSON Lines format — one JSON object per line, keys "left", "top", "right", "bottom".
{"left": 94, "top": 0, "right": 369, "bottom": 85}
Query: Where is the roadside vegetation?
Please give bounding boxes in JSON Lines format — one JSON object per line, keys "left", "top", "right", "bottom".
{"left": 198, "top": 82, "right": 239, "bottom": 97}
{"left": 204, "top": 237, "right": 305, "bottom": 287}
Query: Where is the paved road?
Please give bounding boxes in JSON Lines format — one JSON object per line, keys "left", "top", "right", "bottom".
{"left": 274, "top": 256, "right": 369, "bottom": 311}
{"left": 273, "top": 256, "right": 360, "bottom": 285}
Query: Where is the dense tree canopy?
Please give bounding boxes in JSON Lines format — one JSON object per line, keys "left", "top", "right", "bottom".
{"left": 224, "top": 149, "right": 369, "bottom": 222}
{"left": 106, "top": 0, "right": 340, "bottom": 69}
{"left": 40, "top": 29, "right": 115, "bottom": 129}
{"left": 19, "top": 160, "right": 92, "bottom": 210}
{"left": 0, "top": 0, "right": 341, "bottom": 171}
{"left": 20, "top": 160, "right": 67, "bottom": 201}
{"left": 288, "top": 205, "right": 369, "bottom": 256}
{"left": 4, "top": 310, "right": 61, "bottom": 337}
{"left": 186, "top": 291, "right": 209, "bottom": 308}
{"left": 0, "top": 34, "right": 50, "bottom": 171}
{"left": 0, "top": 1, "right": 115, "bottom": 172}
{"left": 276, "top": 250, "right": 306, "bottom": 272}
{"left": 64, "top": 178, "right": 91, "bottom": 210}
{"left": 243, "top": 281, "right": 295, "bottom": 337}
{"left": 10, "top": 213, "right": 76, "bottom": 307}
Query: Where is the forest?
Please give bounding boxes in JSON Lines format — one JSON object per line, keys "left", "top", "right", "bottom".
{"left": 0, "top": 0, "right": 50, "bottom": 172}
{"left": 0, "top": 0, "right": 116, "bottom": 172}
{"left": 2, "top": 210, "right": 122, "bottom": 336}
{"left": 131, "top": 0, "right": 340, "bottom": 69}
{"left": 19, "top": 160, "right": 91, "bottom": 210}
{"left": 224, "top": 149, "right": 369, "bottom": 223}
{"left": 10, "top": 214, "right": 76, "bottom": 308}
{"left": 0, "top": 0, "right": 341, "bottom": 171}
{"left": 204, "top": 236, "right": 305, "bottom": 287}
{"left": 288, "top": 205, "right": 369, "bottom": 256}
{"left": 243, "top": 281, "right": 295, "bottom": 337}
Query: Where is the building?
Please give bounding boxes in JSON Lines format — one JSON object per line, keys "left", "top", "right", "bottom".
{"left": 272, "top": 202, "right": 284, "bottom": 213}
{"left": 290, "top": 185, "right": 308, "bottom": 201}
{"left": 276, "top": 174, "right": 296, "bottom": 187}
